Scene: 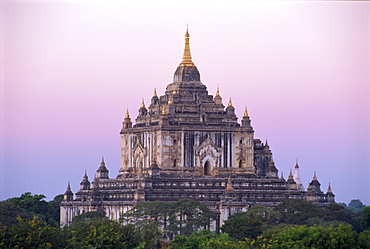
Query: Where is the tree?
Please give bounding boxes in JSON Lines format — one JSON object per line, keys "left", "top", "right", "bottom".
{"left": 124, "top": 199, "right": 216, "bottom": 238}
{"left": 7, "top": 192, "right": 55, "bottom": 225}
{"left": 347, "top": 199, "right": 365, "bottom": 213}
{"left": 175, "top": 199, "right": 215, "bottom": 236}
{"left": 361, "top": 206, "right": 370, "bottom": 230}
{"left": 358, "top": 230, "right": 370, "bottom": 248}
{"left": 274, "top": 199, "right": 324, "bottom": 225}
{"left": 255, "top": 224, "right": 359, "bottom": 249}
{"left": 221, "top": 212, "right": 262, "bottom": 240}
{"left": 323, "top": 203, "right": 353, "bottom": 224}
{"left": 0, "top": 201, "right": 31, "bottom": 227}
{"left": 0, "top": 216, "right": 68, "bottom": 249}
{"left": 69, "top": 215, "right": 162, "bottom": 248}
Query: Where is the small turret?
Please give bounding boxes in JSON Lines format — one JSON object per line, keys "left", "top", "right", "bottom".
{"left": 286, "top": 169, "right": 297, "bottom": 190}
{"left": 306, "top": 171, "right": 322, "bottom": 194}
{"left": 325, "top": 183, "right": 335, "bottom": 203}
{"left": 280, "top": 172, "right": 285, "bottom": 181}
{"left": 138, "top": 99, "right": 148, "bottom": 116}
{"left": 80, "top": 171, "right": 91, "bottom": 190}
{"left": 96, "top": 157, "right": 109, "bottom": 179}
{"left": 214, "top": 87, "right": 223, "bottom": 105}
{"left": 122, "top": 109, "right": 132, "bottom": 129}
{"left": 64, "top": 182, "right": 74, "bottom": 201}
{"left": 226, "top": 97, "right": 235, "bottom": 116}
{"left": 241, "top": 107, "right": 252, "bottom": 128}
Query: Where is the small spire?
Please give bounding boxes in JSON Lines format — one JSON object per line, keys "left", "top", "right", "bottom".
{"left": 313, "top": 171, "right": 317, "bottom": 181}
{"left": 288, "top": 169, "right": 293, "bottom": 179}
{"left": 141, "top": 99, "right": 145, "bottom": 108}
{"left": 172, "top": 88, "right": 177, "bottom": 94}
{"left": 295, "top": 158, "right": 299, "bottom": 168}
{"left": 280, "top": 172, "right": 284, "bottom": 179}
{"left": 228, "top": 97, "right": 233, "bottom": 107}
{"left": 226, "top": 176, "right": 234, "bottom": 191}
{"left": 67, "top": 181, "right": 71, "bottom": 190}
{"left": 327, "top": 183, "right": 332, "bottom": 193}
{"left": 179, "top": 27, "right": 195, "bottom": 67}
{"left": 125, "top": 109, "right": 130, "bottom": 118}
{"left": 216, "top": 87, "right": 220, "bottom": 96}
{"left": 84, "top": 170, "right": 88, "bottom": 178}
{"left": 168, "top": 96, "right": 173, "bottom": 105}
{"left": 101, "top": 157, "right": 105, "bottom": 165}
{"left": 265, "top": 139, "right": 269, "bottom": 147}
{"left": 243, "top": 107, "right": 249, "bottom": 117}
{"left": 153, "top": 88, "right": 157, "bottom": 97}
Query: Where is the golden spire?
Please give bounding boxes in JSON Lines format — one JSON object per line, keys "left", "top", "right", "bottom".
{"left": 228, "top": 97, "right": 233, "bottom": 107}
{"left": 243, "top": 107, "right": 249, "bottom": 117}
{"left": 125, "top": 109, "right": 130, "bottom": 118}
{"left": 179, "top": 27, "right": 195, "bottom": 67}
{"left": 216, "top": 87, "right": 220, "bottom": 96}
{"left": 141, "top": 99, "right": 145, "bottom": 108}
{"left": 153, "top": 88, "right": 157, "bottom": 97}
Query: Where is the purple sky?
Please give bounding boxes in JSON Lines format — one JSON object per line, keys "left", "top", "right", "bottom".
{"left": 2, "top": 1, "right": 369, "bottom": 205}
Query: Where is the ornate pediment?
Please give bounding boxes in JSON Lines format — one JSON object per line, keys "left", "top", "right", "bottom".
{"left": 195, "top": 137, "right": 222, "bottom": 167}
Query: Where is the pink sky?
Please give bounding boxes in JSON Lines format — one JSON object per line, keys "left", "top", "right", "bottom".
{"left": 1, "top": 1, "right": 369, "bottom": 205}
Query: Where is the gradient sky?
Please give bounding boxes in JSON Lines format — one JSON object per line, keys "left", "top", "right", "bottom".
{"left": 1, "top": 1, "right": 369, "bottom": 205}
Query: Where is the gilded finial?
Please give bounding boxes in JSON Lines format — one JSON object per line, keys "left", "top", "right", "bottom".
{"left": 228, "top": 97, "right": 233, "bottom": 107}
{"left": 141, "top": 99, "right": 145, "bottom": 108}
{"left": 216, "top": 87, "right": 220, "bottom": 97}
{"left": 125, "top": 109, "right": 130, "bottom": 119}
{"left": 153, "top": 88, "right": 157, "bottom": 97}
{"left": 168, "top": 96, "right": 173, "bottom": 105}
{"left": 179, "top": 27, "right": 195, "bottom": 67}
{"left": 172, "top": 88, "right": 177, "bottom": 94}
{"left": 243, "top": 107, "right": 248, "bottom": 117}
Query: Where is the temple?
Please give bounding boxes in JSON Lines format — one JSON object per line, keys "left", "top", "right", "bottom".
{"left": 60, "top": 29, "right": 335, "bottom": 228}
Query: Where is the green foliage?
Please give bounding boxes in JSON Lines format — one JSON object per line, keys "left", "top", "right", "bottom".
{"left": 221, "top": 212, "right": 262, "bottom": 240}
{"left": 348, "top": 199, "right": 365, "bottom": 213}
{"left": 125, "top": 199, "right": 216, "bottom": 238}
{"left": 169, "top": 230, "right": 248, "bottom": 249}
{"left": 274, "top": 199, "right": 324, "bottom": 225}
{"left": 361, "top": 206, "right": 370, "bottom": 230}
{"left": 254, "top": 224, "right": 359, "bottom": 249}
{"left": 5, "top": 192, "right": 62, "bottom": 226}
{"left": 0, "top": 216, "right": 68, "bottom": 249}
{"left": 358, "top": 230, "right": 370, "bottom": 248}
{"left": 0, "top": 201, "right": 32, "bottom": 226}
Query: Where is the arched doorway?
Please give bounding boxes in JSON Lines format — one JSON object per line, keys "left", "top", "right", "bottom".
{"left": 204, "top": 161, "right": 211, "bottom": 176}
